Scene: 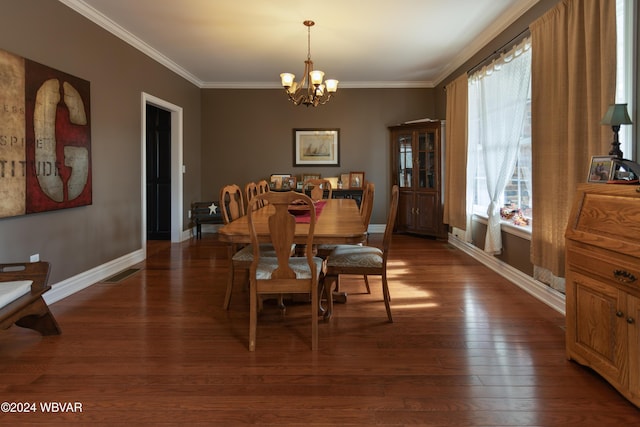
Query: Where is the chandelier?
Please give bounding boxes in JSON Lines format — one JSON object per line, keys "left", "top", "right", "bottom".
{"left": 280, "top": 20, "right": 338, "bottom": 107}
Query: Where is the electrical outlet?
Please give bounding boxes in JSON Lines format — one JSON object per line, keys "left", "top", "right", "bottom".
{"left": 188, "top": 210, "right": 191, "bottom": 219}
{"left": 30, "top": 253, "right": 39, "bottom": 262}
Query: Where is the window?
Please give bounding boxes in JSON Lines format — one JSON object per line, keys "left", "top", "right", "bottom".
{"left": 465, "top": 1, "right": 633, "bottom": 241}
{"left": 468, "top": 38, "right": 532, "bottom": 233}
{"left": 616, "top": 0, "right": 634, "bottom": 158}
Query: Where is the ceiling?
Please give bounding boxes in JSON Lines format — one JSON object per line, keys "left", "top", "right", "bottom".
{"left": 59, "top": 0, "right": 538, "bottom": 89}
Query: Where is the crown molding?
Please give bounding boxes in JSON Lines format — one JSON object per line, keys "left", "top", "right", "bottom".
{"left": 58, "top": 0, "right": 204, "bottom": 87}
{"left": 433, "top": 0, "right": 540, "bottom": 87}
{"left": 59, "top": 0, "right": 536, "bottom": 90}
{"left": 199, "top": 81, "right": 435, "bottom": 89}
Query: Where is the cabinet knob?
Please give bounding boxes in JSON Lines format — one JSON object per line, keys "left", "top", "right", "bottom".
{"left": 627, "top": 317, "right": 635, "bottom": 325}
{"left": 613, "top": 269, "right": 637, "bottom": 284}
{"left": 616, "top": 310, "right": 624, "bottom": 318}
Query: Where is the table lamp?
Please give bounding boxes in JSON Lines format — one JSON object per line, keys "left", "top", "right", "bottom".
{"left": 601, "top": 103, "right": 632, "bottom": 158}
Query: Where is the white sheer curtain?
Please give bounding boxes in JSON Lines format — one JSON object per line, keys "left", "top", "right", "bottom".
{"left": 468, "top": 37, "right": 531, "bottom": 254}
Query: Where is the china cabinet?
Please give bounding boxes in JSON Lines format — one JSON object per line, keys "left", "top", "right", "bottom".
{"left": 565, "top": 183, "right": 640, "bottom": 408}
{"left": 390, "top": 120, "right": 447, "bottom": 239}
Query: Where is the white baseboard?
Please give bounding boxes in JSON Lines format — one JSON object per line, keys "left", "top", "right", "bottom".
{"left": 447, "top": 233, "right": 566, "bottom": 315}
{"left": 44, "top": 249, "right": 145, "bottom": 305}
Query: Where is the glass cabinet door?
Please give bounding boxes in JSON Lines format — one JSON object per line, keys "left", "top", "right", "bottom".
{"left": 417, "top": 130, "right": 435, "bottom": 189}
{"left": 397, "top": 133, "right": 413, "bottom": 188}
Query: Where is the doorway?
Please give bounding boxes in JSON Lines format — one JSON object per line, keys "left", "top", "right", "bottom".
{"left": 146, "top": 104, "right": 171, "bottom": 240}
{"left": 141, "top": 93, "right": 184, "bottom": 251}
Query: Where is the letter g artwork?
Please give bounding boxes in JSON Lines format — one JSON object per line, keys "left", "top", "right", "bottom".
{"left": 0, "top": 48, "right": 91, "bottom": 219}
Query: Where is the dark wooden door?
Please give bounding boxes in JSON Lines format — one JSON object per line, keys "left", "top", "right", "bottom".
{"left": 146, "top": 104, "right": 171, "bottom": 240}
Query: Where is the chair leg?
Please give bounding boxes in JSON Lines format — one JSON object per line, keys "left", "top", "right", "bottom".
{"left": 223, "top": 247, "right": 234, "bottom": 310}
{"left": 322, "top": 275, "right": 337, "bottom": 320}
{"left": 14, "top": 298, "right": 62, "bottom": 336}
{"left": 311, "top": 284, "right": 319, "bottom": 351}
{"left": 381, "top": 272, "right": 393, "bottom": 323}
{"left": 363, "top": 274, "right": 371, "bottom": 294}
{"left": 249, "top": 281, "right": 257, "bottom": 351}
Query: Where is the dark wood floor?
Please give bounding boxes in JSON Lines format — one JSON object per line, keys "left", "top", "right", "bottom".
{"left": 1, "top": 233, "right": 638, "bottom": 426}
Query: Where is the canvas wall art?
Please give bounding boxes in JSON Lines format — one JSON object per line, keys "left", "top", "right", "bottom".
{"left": 0, "top": 48, "right": 91, "bottom": 219}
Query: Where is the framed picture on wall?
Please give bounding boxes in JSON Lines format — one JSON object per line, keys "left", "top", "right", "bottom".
{"left": 587, "top": 156, "right": 615, "bottom": 183}
{"left": 293, "top": 129, "right": 340, "bottom": 166}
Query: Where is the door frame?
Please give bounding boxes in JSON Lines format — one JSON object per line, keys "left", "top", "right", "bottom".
{"left": 141, "top": 92, "right": 184, "bottom": 252}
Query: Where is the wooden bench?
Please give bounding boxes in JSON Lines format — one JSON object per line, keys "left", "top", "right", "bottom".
{"left": 0, "top": 262, "right": 61, "bottom": 336}
{"left": 192, "top": 201, "right": 224, "bottom": 239}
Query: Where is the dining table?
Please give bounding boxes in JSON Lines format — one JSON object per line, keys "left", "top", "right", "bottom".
{"left": 217, "top": 197, "right": 367, "bottom": 246}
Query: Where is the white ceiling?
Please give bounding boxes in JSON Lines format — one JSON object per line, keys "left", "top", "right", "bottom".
{"left": 59, "top": 0, "right": 538, "bottom": 89}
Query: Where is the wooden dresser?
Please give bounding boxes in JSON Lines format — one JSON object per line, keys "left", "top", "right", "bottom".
{"left": 565, "top": 183, "right": 640, "bottom": 407}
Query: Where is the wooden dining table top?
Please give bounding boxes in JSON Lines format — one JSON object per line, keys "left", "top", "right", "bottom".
{"left": 217, "top": 198, "right": 367, "bottom": 245}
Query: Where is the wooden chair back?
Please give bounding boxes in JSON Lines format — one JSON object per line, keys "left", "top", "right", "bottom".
{"left": 256, "top": 179, "right": 270, "bottom": 207}
{"left": 245, "top": 182, "right": 260, "bottom": 211}
{"left": 303, "top": 178, "right": 332, "bottom": 201}
{"left": 219, "top": 184, "right": 245, "bottom": 224}
{"left": 360, "top": 182, "right": 375, "bottom": 229}
{"left": 247, "top": 190, "right": 320, "bottom": 351}
{"left": 382, "top": 185, "right": 400, "bottom": 260}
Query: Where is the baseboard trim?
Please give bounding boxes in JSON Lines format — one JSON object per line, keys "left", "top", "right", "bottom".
{"left": 448, "top": 233, "right": 566, "bottom": 315}
{"left": 44, "top": 249, "right": 145, "bottom": 305}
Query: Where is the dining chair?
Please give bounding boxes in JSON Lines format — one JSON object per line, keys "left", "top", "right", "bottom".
{"left": 220, "top": 184, "right": 291, "bottom": 310}
{"left": 220, "top": 184, "right": 249, "bottom": 310}
{"left": 360, "top": 182, "right": 375, "bottom": 238}
{"left": 303, "top": 178, "right": 332, "bottom": 201}
{"left": 323, "top": 185, "right": 399, "bottom": 322}
{"left": 220, "top": 184, "right": 245, "bottom": 225}
{"left": 256, "top": 179, "right": 270, "bottom": 207}
{"left": 245, "top": 182, "right": 259, "bottom": 211}
{"left": 247, "top": 191, "right": 325, "bottom": 351}
{"left": 317, "top": 181, "right": 375, "bottom": 293}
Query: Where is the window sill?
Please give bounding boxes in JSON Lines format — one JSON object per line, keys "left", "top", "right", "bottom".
{"left": 472, "top": 214, "right": 531, "bottom": 241}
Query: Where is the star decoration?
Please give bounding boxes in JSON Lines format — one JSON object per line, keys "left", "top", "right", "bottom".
{"left": 208, "top": 202, "right": 218, "bottom": 215}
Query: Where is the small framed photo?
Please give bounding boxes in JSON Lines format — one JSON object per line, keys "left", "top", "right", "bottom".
{"left": 301, "top": 173, "right": 321, "bottom": 183}
{"left": 340, "top": 173, "right": 351, "bottom": 189}
{"left": 587, "top": 156, "right": 615, "bottom": 183}
{"left": 349, "top": 172, "right": 365, "bottom": 189}
{"left": 281, "top": 176, "right": 297, "bottom": 191}
{"left": 270, "top": 173, "right": 291, "bottom": 190}
{"left": 293, "top": 129, "right": 340, "bottom": 166}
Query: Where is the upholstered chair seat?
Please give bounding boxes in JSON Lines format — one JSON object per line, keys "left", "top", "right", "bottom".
{"left": 326, "top": 245, "right": 382, "bottom": 269}
{"left": 255, "top": 256, "right": 324, "bottom": 281}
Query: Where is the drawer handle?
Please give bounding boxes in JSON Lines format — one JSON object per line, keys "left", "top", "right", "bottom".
{"left": 616, "top": 311, "right": 624, "bottom": 318}
{"left": 613, "top": 270, "right": 637, "bottom": 284}
{"left": 627, "top": 317, "right": 635, "bottom": 325}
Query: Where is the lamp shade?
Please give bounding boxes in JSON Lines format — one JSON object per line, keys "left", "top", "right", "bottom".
{"left": 601, "top": 103, "right": 633, "bottom": 126}
{"left": 280, "top": 73, "right": 296, "bottom": 88}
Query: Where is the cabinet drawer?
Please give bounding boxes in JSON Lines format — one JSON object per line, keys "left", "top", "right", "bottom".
{"left": 567, "top": 245, "right": 640, "bottom": 291}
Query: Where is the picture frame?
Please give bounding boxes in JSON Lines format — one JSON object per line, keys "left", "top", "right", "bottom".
{"left": 349, "top": 172, "right": 365, "bottom": 189}
{"left": 587, "top": 156, "right": 615, "bottom": 183}
{"left": 301, "top": 173, "right": 321, "bottom": 183}
{"left": 270, "top": 173, "right": 291, "bottom": 190}
{"left": 281, "top": 176, "right": 297, "bottom": 191}
{"left": 293, "top": 128, "right": 340, "bottom": 166}
{"left": 340, "top": 173, "right": 351, "bottom": 189}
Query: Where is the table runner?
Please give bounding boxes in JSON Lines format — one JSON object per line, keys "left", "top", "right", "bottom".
{"left": 293, "top": 200, "right": 327, "bottom": 223}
